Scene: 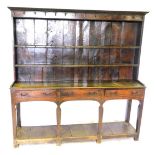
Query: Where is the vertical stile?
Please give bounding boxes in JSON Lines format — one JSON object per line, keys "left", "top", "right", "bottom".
{"left": 100, "top": 22, "right": 111, "bottom": 81}
{"left": 82, "top": 21, "right": 90, "bottom": 83}
{"left": 46, "top": 20, "right": 63, "bottom": 82}
{"left": 34, "top": 19, "right": 47, "bottom": 81}
{"left": 43, "top": 19, "right": 49, "bottom": 82}
{"left": 133, "top": 22, "right": 143, "bottom": 80}
{"left": 89, "top": 21, "right": 99, "bottom": 81}
{"left": 119, "top": 22, "right": 140, "bottom": 80}
{"left": 62, "top": 20, "right": 76, "bottom": 82}
{"left": 110, "top": 22, "right": 122, "bottom": 81}
{"left": 94, "top": 21, "right": 101, "bottom": 82}
{"left": 15, "top": 19, "right": 35, "bottom": 81}
{"left": 74, "top": 21, "right": 80, "bottom": 83}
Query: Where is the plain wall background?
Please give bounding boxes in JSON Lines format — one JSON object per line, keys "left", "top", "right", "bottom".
{"left": 0, "top": 0, "right": 154, "bottom": 154}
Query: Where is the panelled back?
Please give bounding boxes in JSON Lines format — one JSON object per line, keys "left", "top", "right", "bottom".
{"left": 13, "top": 10, "right": 143, "bottom": 83}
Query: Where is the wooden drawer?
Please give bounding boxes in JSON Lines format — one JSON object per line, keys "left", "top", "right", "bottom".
{"left": 105, "top": 89, "right": 144, "bottom": 99}
{"left": 60, "top": 89, "right": 101, "bottom": 101}
{"left": 15, "top": 90, "right": 57, "bottom": 100}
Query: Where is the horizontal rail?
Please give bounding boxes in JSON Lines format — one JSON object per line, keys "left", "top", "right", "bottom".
{"left": 15, "top": 64, "right": 139, "bottom": 67}
{"left": 14, "top": 45, "right": 140, "bottom": 49}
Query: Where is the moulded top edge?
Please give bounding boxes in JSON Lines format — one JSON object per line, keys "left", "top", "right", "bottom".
{"left": 8, "top": 7, "right": 149, "bottom": 15}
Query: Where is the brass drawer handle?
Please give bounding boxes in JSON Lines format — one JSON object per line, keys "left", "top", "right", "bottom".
{"left": 88, "top": 92, "right": 97, "bottom": 96}
{"left": 42, "top": 92, "right": 53, "bottom": 96}
{"left": 108, "top": 91, "right": 118, "bottom": 96}
{"left": 131, "top": 91, "right": 139, "bottom": 95}
{"left": 20, "top": 93, "right": 28, "bottom": 97}
{"left": 61, "top": 91, "right": 74, "bottom": 97}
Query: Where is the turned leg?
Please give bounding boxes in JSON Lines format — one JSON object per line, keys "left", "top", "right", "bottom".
{"left": 134, "top": 100, "right": 144, "bottom": 141}
{"left": 56, "top": 103, "right": 61, "bottom": 145}
{"left": 17, "top": 103, "right": 21, "bottom": 127}
{"left": 97, "top": 102, "right": 104, "bottom": 143}
{"left": 125, "top": 99, "right": 132, "bottom": 123}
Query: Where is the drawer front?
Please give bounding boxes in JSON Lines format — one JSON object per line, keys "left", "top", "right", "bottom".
{"left": 15, "top": 90, "right": 57, "bottom": 99}
{"left": 60, "top": 89, "right": 101, "bottom": 101}
{"left": 105, "top": 89, "right": 144, "bottom": 99}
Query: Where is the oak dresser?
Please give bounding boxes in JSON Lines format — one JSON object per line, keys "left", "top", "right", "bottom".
{"left": 9, "top": 7, "right": 147, "bottom": 147}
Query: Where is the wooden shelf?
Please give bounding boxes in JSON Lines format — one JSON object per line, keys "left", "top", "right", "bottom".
{"left": 16, "top": 125, "right": 57, "bottom": 144}
{"left": 16, "top": 122, "right": 136, "bottom": 145}
{"left": 14, "top": 45, "right": 140, "bottom": 49}
{"left": 15, "top": 64, "right": 139, "bottom": 68}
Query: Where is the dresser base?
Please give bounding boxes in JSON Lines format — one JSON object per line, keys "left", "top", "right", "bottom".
{"left": 11, "top": 81, "right": 145, "bottom": 147}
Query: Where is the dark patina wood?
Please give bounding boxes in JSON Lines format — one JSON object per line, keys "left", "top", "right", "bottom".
{"left": 9, "top": 7, "right": 147, "bottom": 147}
